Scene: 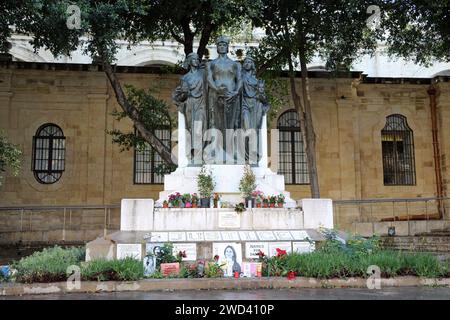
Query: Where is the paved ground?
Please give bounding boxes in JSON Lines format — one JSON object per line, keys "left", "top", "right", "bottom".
{"left": 2, "top": 287, "right": 450, "bottom": 300}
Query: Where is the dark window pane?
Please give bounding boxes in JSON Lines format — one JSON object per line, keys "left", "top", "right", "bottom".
{"left": 134, "top": 125, "right": 171, "bottom": 184}
{"left": 32, "top": 124, "right": 65, "bottom": 184}
{"left": 277, "top": 110, "right": 309, "bottom": 185}
{"left": 381, "top": 115, "right": 416, "bottom": 186}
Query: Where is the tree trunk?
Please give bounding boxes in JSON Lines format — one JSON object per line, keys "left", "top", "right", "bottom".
{"left": 197, "top": 22, "right": 214, "bottom": 61}
{"left": 101, "top": 58, "right": 175, "bottom": 165}
{"left": 287, "top": 55, "right": 308, "bottom": 156}
{"left": 298, "top": 48, "right": 320, "bottom": 198}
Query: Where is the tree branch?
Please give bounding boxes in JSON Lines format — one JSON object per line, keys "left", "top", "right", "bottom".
{"left": 101, "top": 56, "right": 175, "bottom": 165}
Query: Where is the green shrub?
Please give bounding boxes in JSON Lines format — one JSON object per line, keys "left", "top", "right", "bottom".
{"left": 81, "top": 257, "right": 144, "bottom": 281}
{"left": 262, "top": 237, "right": 450, "bottom": 279}
{"left": 402, "top": 253, "right": 447, "bottom": 278}
{"left": 12, "top": 246, "right": 85, "bottom": 283}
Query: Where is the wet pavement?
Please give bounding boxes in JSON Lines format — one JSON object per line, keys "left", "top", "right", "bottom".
{"left": 2, "top": 287, "right": 450, "bottom": 300}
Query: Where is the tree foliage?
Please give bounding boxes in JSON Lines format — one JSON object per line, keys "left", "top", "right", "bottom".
{"left": 250, "top": 0, "right": 379, "bottom": 197}
{"left": 108, "top": 85, "right": 172, "bottom": 152}
{"left": 378, "top": 0, "right": 450, "bottom": 65}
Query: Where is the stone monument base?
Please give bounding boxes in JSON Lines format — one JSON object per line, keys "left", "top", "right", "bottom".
{"left": 86, "top": 198, "right": 337, "bottom": 263}
{"left": 157, "top": 165, "right": 297, "bottom": 207}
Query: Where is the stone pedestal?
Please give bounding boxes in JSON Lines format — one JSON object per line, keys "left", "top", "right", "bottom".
{"left": 85, "top": 199, "right": 336, "bottom": 262}
{"left": 301, "top": 199, "right": 334, "bottom": 229}
{"left": 158, "top": 165, "right": 296, "bottom": 207}
{"left": 120, "top": 199, "right": 154, "bottom": 231}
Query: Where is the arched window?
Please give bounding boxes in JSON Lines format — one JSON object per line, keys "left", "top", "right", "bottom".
{"left": 32, "top": 124, "right": 66, "bottom": 184}
{"left": 134, "top": 126, "right": 171, "bottom": 184}
{"left": 381, "top": 114, "right": 416, "bottom": 185}
{"left": 277, "top": 110, "right": 309, "bottom": 185}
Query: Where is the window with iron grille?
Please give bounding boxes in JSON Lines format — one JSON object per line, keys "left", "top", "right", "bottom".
{"left": 277, "top": 110, "right": 309, "bottom": 185}
{"left": 32, "top": 124, "right": 66, "bottom": 184}
{"left": 134, "top": 127, "right": 171, "bottom": 184}
{"left": 381, "top": 114, "right": 416, "bottom": 186}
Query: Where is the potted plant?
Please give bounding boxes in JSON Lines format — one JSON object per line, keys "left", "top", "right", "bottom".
{"left": 168, "top": 192, "right": 182, "bottom": 208}
{"left": 163, "top": 200, "right": 169, "bottom": 209}
{"left": 252, "top": 191, "right": 264, "bottom": 208}
{"left": 277, "top": 194, "right": 285, "bottom": 208}
{"left": 269, "top": 195, "right": 277, "bottom": 208}
{"left": 213, "top": 193, "right": 221, "bottom": 208}
{"left": 239, "top": 165, "right": 257, "bottom": 208}
{"left": 191, "top": 193, "right": 199, "bottom": 208}
{"left": 262, "top": 198, "right": 269, "bottom": 208}
{"left": 182, "top": 193, "right": 192, "bottom": 208}
{"left": 197, "top": 166, "right": 215, "bottom": 208}
{"left": 255, "top": 196, "right": 262, "bottom": 208}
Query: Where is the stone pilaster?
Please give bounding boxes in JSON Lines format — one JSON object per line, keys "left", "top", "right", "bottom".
{"left": 85, "top": 93, "right": 109, "bottom": 204}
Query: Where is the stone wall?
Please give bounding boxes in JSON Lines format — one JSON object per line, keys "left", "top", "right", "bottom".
{"left": 0, "top": 63, "right": 446, "bottom": 232}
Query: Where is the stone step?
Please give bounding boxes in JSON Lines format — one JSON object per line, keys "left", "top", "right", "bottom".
{"left": 382, "top": 236, "right": 450, "bottom": 253}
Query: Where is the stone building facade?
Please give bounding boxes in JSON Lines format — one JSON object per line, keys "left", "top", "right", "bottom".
{"left": 0, "top": 61, "right": 449, "bottom": 232}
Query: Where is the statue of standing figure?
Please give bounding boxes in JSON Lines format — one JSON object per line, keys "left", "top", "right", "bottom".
{"left": 241, "top": 56, "right": 270, "bottom": 131}
{"left": 172, "top": 52, "right": 206, "bottom": 163}
{"left": 206, "top": 36, "right": 242, "bottom": 132}
{"left": 172, "top": 36, "right": 270, "bottom": 165}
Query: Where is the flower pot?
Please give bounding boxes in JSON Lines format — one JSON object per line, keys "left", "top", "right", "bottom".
{"left": 192, "top": 203, "right": 198, "bottom": 208}
{"left": 200, "top": 198, "right": 210, "bottom": 208}
{"left": 185, "top": 202, "right": 192, "bottom": 208}
{"left": 256, "top": 203, "right": 262, "bottom": 208}
{"left": 163, "top": 203, "right": 169, "bottom": 208}
{"left": 213, "top": 199, "right": 218, "bottom": 208}
{"left": 277, "top": 203, "right": 283, "bottom": 208}
{"left": 269, "top": 203, "right": 275, "bottom": 208}
{"left": 263, "top": 203, "right": 268, "bottom": 208}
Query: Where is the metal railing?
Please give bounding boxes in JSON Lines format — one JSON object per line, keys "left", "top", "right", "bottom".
{"left": 333, "top": 197, "right": 450, "bottom": 232}
{"left": 0, "top": 204, "right": 120, "bottom": 243}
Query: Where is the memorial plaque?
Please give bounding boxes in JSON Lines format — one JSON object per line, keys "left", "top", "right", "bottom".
{"left": 150, "top": 232, "right": 169, "bottom": 242}
{"left": 204, "top": 231, "right": 222, "bottom": 241}
{"left": 161, "top": 263, "right": 180, "bottom": 277}
{"left": 117, "top": 243, "right": 142, "bottom": 260}
{"left": 290, "top": 230, "right": 310, "bottom": 241}
{"left": 172, "top": 243, "right": 197, "bottom": 261}
{"left": 220, "top": 231, "right": 240, "bottom": 241}
{"left": 274, "top": 230, "right": 294, "bottom": 241}
{"left": 268, "top": 242, "right": 292, "bottom": 257}
{"left": 169, "top": 232, "right": 187, "bottom": 242}
{"left": 218, "top": 212, "right": 241, "bottom": 228}
{"left": 187, "top": 231, "right": 205, "bottom": 241}
{"left": 239, "top": 231, "right": 258, "bottom": 241}
{"left": 256, "top": 231, "right": 276, "bottom": 241}
{"left": 245, "top": 242, "right": 269, "bottom": 259}
{"left": 293, "top": 241, "right": 315, "bottom": 254}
